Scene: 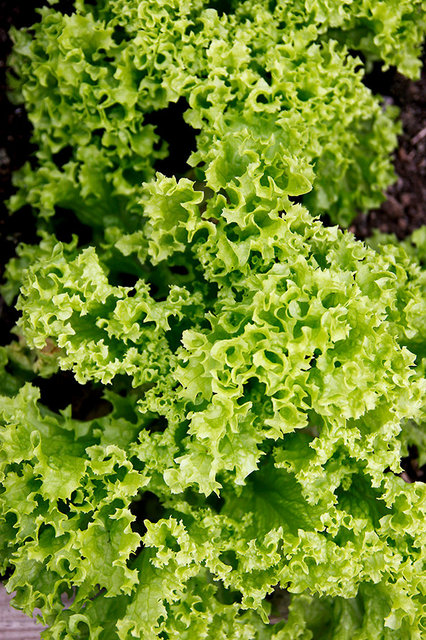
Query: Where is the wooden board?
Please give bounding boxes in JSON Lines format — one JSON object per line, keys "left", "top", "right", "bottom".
{"left": 0, "top": 584, "right": 44, "bottom": 639}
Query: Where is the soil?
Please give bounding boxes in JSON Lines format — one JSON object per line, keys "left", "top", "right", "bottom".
{"left": 0, "top": 0, "right": 41, "bottom": 342}
{"left": 0, "top": 1, "right": 425, "bottom": 484}
{"left": 352, "top": 50, "right": 426, "bottom": 240}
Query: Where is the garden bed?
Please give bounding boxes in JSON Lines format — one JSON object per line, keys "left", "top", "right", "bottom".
{"left": 0, "top": 2, "right": 425, "bottom": 638}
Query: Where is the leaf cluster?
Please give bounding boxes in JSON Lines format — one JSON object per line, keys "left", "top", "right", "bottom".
{"left": 1, "top": 1, "right": 425, "bottom": 638}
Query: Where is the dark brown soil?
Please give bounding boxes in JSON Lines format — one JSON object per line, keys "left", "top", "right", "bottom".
{"left": 0, "top": 2, "right": 39, "bottom": 260}
{"left": 351, "top": 51, "right": 426, "bottom": 240}
{"left": 0, "top": 1, "right": 42, "bottom": 342}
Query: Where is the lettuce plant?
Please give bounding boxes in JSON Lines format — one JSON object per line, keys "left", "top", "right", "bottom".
{"left": 10, "top": 0, "right": 425, "bottom": 229}
{"left": 1, "top": 1, "right": 425, "bottom": 639}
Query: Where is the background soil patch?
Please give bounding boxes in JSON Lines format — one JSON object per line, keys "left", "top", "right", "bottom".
{"left": 351, "top": 48, "right": 426, "bottom": 239}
